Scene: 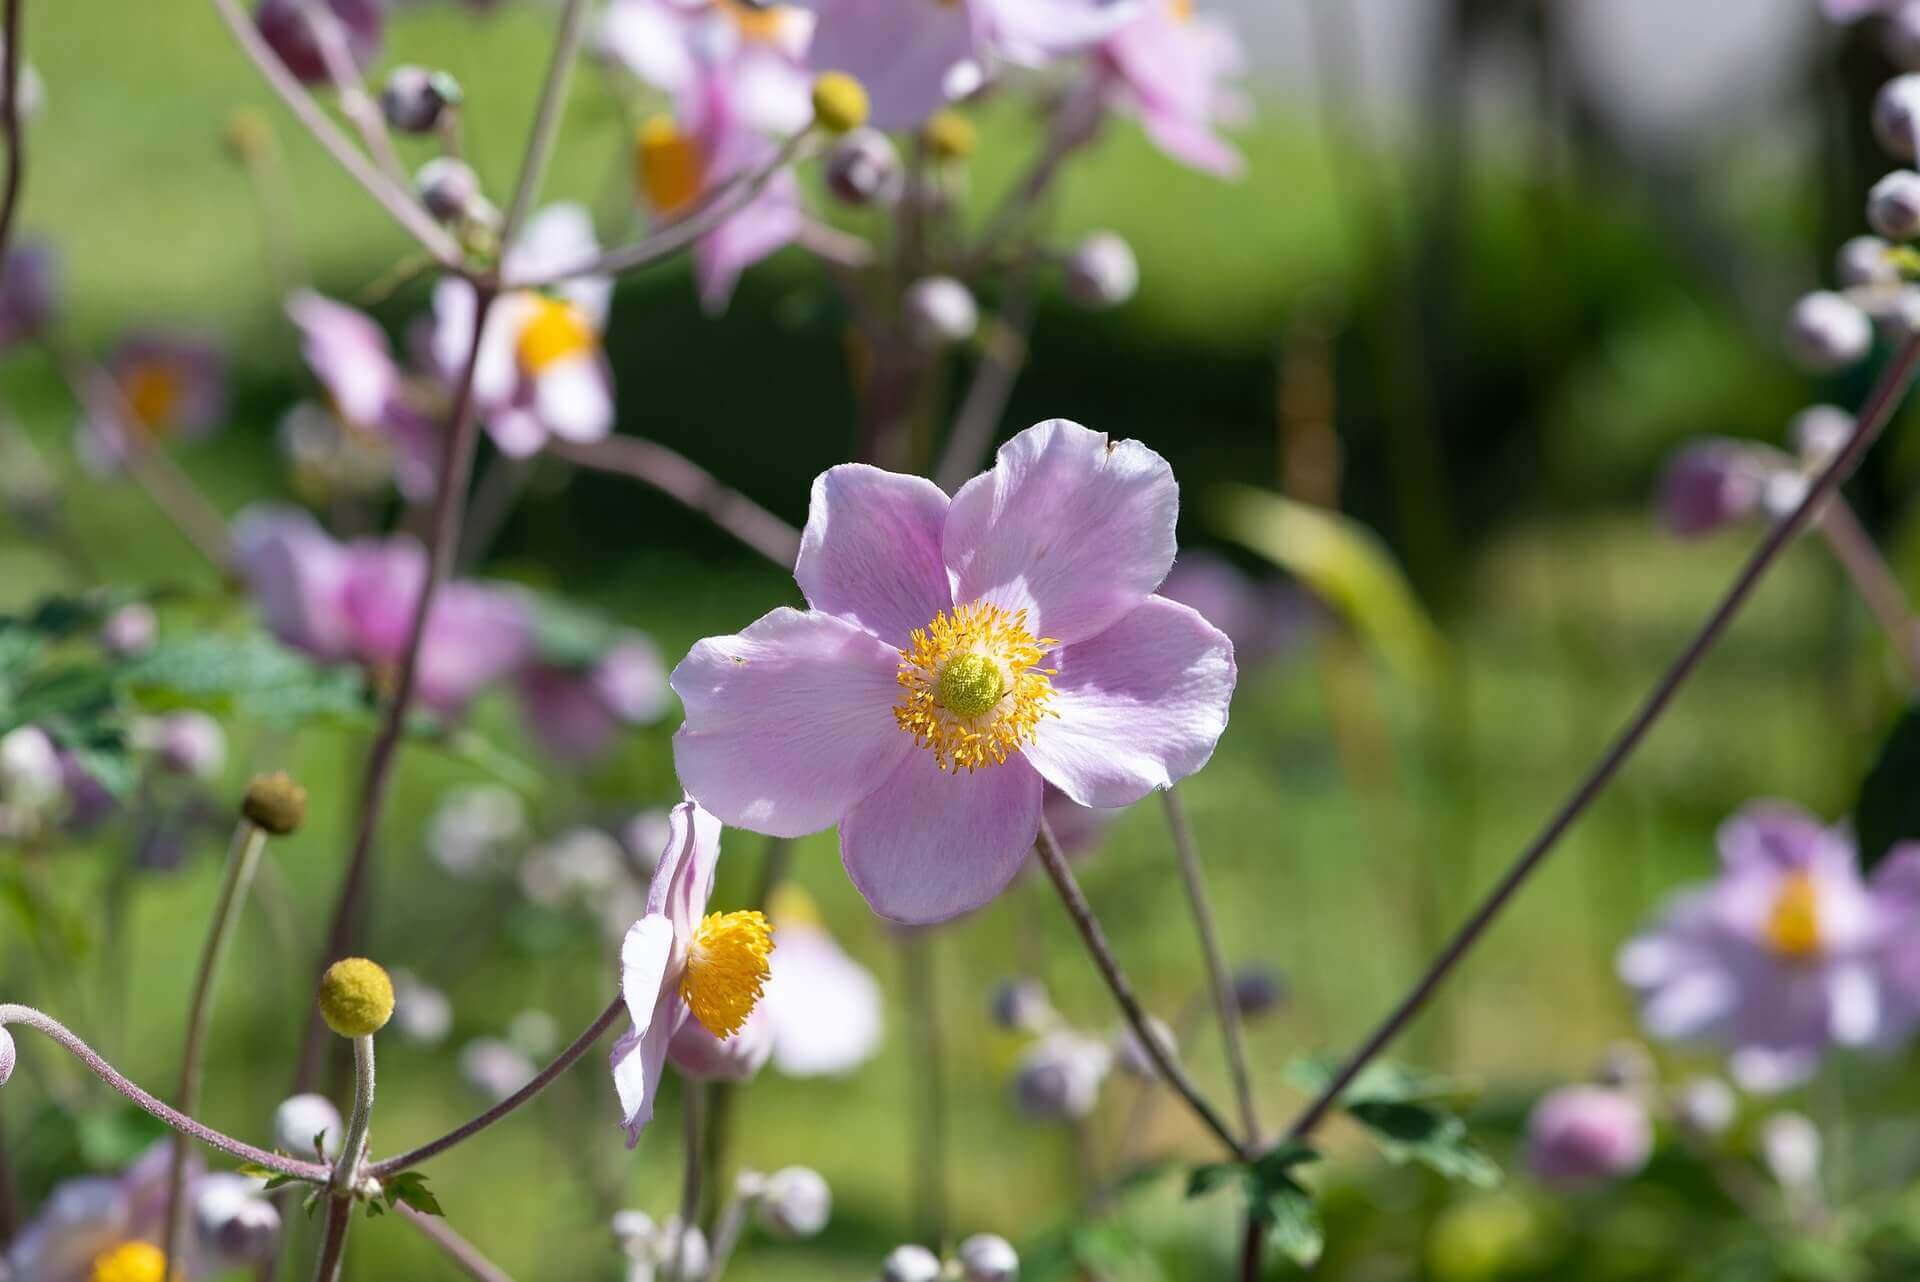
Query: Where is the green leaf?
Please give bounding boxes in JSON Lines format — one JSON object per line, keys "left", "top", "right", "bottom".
{"left": 383, "top": 1170, "right": 445, "bottom": 1217}
{"left": 1346, "top": 1099, "right": 1502, "bottom": 1188}
{"left": 527, "top": 595, "right": 621, "bottom": 669}
{"left": 1211, "top": 484, "right": 1447, "bottom": 688}
{"left": 1257, "top": 1178, "right": 1324, "bottom": 1268}
{"left": 1856, "top": 704, "right": 1920, "bottom": 871}
{"left": 1186, "top": 1162, "right": 1245, "bottom": 1200}
{"left": 122, "top": 634, "right": 369, "bottom": 727}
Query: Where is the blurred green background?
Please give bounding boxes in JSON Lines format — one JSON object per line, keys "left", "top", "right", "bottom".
{"left": 5, "top": 1, "right": 1920, "bottom": 1279}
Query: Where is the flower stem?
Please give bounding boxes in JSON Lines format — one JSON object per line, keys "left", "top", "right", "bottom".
{"left": 1160, "top": 788, "right": 1260, "bottom": 1145}
{"left": 1237, "top": 1210, "right": 1264, "bottom": 1282}
{"left": 1032, "top": 819, "right": 1247, "bottom": 1158}
{"left": 296, "top": 0, "right": 407, "bottom": 188}
{"left": 931, "top": 282, "right": 1034, "bottom": 494}
{"left": 399, "top": 1204, "right": 518, "bottom": 1282}
{"left": 1280, "top": 335, "right": 1920, "bottom": 1145}
{"left": 674, "top": 1082, "right": 705, "bottom": 1282}
{"left": 370, "top": 995, "right": 623, "bottom": 1178}
{"left": 311, "top": 1191, "right": 353, "bottom": 1282}
{"left": 900, "top": 930, "right": 949, "bottom": 1246}
{"left": 335, "top": 1034, "right": 375, "bottom": 1191}
{"left": 0, "top": 1005, "right": 330, "bottom": 1180}
{"left": 0, "top": 0, "right": 26, "bottom": 287}
{"left": 1817, "top": 497, "right": 1920, "bottom": 683}
{"left": 549, "top": 436, "right": 801, "bottom": 568}
{"left": 162, "top": 819, "right": 271, "bottom": 1274}
{"left": 501, "top": 0, "right": 588, "bottom": 245}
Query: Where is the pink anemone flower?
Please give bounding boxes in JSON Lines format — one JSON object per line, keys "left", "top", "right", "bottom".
{"left": 1095, "top": 0, "right": 1249, "bottom": 178}
{"left": 671, "top": 418, "right": 1237, "bottom": 925}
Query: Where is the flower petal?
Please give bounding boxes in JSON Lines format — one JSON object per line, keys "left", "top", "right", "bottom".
{"left": 795, "top": 464, "right": 953, "bottom": 646}
{"left": 1024, "top": 597, "right": 1235, "bottom": 808}
{"left": 672, "top": 608, "right": 911, "bottom": 837}
{"left": 764, "top": 922, "right": 884, "bottom": 1077}
{"left": 648, "top": 798, "right": 724, "bottom": 937}
{"left": 613, "top": 913, "right": 683, "bottom": 1146}
{"left": 840, "top": 750, "right": 1043, "bottom": 924}
{"left": 944, "top": 419, "right": 1178, "bottom": 644}
{"left": 533, "top": 354, "right": 613, "bottom": 444}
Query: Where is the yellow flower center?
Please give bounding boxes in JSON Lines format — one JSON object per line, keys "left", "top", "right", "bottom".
{"left": 1766, "top": 873, "right": 1822, "bottom": 960}
{"left": 1169, "top": 0, "right": 1194, "bottom": 19}
{"left": 717, "top": 0, "right": 791, "bottom": 42}
{"left": 895, "top": 602, "right": 1057, "bottom": 772}
{"left": 636, "top": 116, "right": 705, "bottom": 216}
{"left": 681, "top": 910, "right": 775, "bottom": 1038}
{"left": 122, "top": 361, "right": 184, "bottom": 436}
{"left": 514, "top": 295, "right": 596, "bottom": 376}
{"left": 90, "top": 1243, "right": 169, "bottom": 1282}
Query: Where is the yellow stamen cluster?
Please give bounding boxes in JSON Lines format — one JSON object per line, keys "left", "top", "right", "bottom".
{"left": 895, "top": 602, "right": 1057, "bottom": 772}
{"left": 1766, "top": 873, "right": 1823, "bottom": 960}
{"left": 90, "top": 1242, "right": 169, "bottom": 1282}
{"left": 122, "top": 361, "right": 184, "bottom": 436}
{"left": 636, "top": 116, "right": 704, "bottom": 216}
{"left": 718, "top": 0, "right": 791, "bottom": 41}
{"left": 682, "top": 910, "right": 775, "bottom": 1038}
{"left": 514, "top": 295, "right": 596, "bottom": 375}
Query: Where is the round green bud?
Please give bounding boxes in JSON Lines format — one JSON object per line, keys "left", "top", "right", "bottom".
{"left": 242, "top": 771, "right": 308, "bottom": 836}
{"left": 318, "top": 958, "right": 395, "bottom": 1038}
{"left": 811, "top": 72, "right": 870, "bottom": 134}
{"left": 923, "top": 110, "right": 976, "bottom": 161}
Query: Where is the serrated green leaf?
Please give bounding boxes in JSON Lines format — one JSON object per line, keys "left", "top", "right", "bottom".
{"left": 1258, "top": 1179, "right": 1324, "bottom": 1267}
{"left": 1346, "top": 1099, "right": 1502, "bottom": 1188}
{"left": 1187, "top": 1162, "right": 1246, "bottom": 1200}
{"left": 1856, "top": 704, "right": 1920, "bottom": 871}
{"left": 384, "top": 1170, "right": 445, "bottom": 1217}
{"left": 122, "top": 634, "right": 369, "bottom": 727}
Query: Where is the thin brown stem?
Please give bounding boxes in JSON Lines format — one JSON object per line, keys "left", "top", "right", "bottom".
{"left": 1237, "top": 1211, "right": 1263, "bottom": 1282}
{"left": 672, "top": 1082, "right": 704, "bottom": 1282}
{"left": 370, "top": 996, "right": 623, "bottom": 1178}
{"left": 1281, "top": 335, "right": 1920, "bottom": 1145}
{"left": 901, "top": 931, "right": 949, "bottom": 1246}
{"left": 549, "top": 436, "right": 800, "bottom": 567}
{"left": 311, "top": 1192, "right": 352, "bottom": 1282}
{"left": 0, "top": 0, "right": 25, "bottom": 283}
{"left": 502, "top": 0, "right": 588, "bottom": 244}
{"left": 1160, "top": 788, "right": 1260, "bottom": 1145}
{"left": 400, "top": 1205, "right": 517, "bottom": 1282}
{"left": 1032, "top": 819, "right": 1247, "bottom": 1158}
{"left": 299, "top": 0, "right": 408, "bottom": 188}
{"left": 1817, "top": 497, "right": 1920, "bottom": 682}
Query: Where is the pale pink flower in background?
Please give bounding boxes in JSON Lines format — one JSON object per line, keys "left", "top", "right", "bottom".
{"left": 78, "top": 331, "right": 228, "bottom": 473}
{"left": 601, "top": 0, "right": 815, "bottom": 135}
{"left": 1094, "top": 0, "right": 1249, "bottom": 178}
{"left": 762, "top": 886, "right": 884, "bottom": 1076}
{"left": 1524, "top": 1086, "right": 1653, "bottom": 1190}
{"left": 287, "top": 290, "right": 439, "bottom": 500}
{"left": 515, "top": 636, "right": 670, "bottom": 762}
{"left": 669, "top": 1002, "right": 775, "bottom": 1081}
{"left": 254, "top": 0, "right": 381, "bottom": 84}
{"left": 671, "top": 418, "right": 1237, "bottom": 924}
{"left": 434, "top": 205, "right": 615, "bottom": 457}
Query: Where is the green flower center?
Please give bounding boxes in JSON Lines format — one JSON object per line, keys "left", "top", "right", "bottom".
{"left": 935, "top": 652, "right": 1005, "bottom": 719}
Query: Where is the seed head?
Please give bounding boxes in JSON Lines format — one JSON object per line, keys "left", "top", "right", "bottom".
{"left": 318, "top": 957, "right": 395, "bottom": 1038}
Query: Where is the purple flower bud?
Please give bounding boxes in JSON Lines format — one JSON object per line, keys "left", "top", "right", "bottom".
{"left": 417, "top": 157, "right": 483, "bottom": 225}
{"left": 957, "top": 1234, "right": 1019, "bottom": 1282}
{"left": 1888, "top": 1, "right": 1920, "bottom": 69}
{"left": 1063, "top": 231, "right": 1139, "bottom": 310}
{"left": 1877, "top": 74, "right": 1920, "bottom": 161}
{"left": 825, "top": 128, "right": 904, "bottom": 207}
{"left": 196, "top": 1173, "right": 282, "bottom": 1264}
{"left": 1869, "top": 170, "right": 1920, "bottom": 240}
{"left": 1524, "top": 1086, "right": 1652, "bottom": 1189}
{"left": 100, "top": 602, "right": 157, "bottom": 657}
{"left": 903, "top": 276, "right": 978, "bottom": 349}
{"left": 1230, "top": 964, "right": 1287, "bottom": 1017}
{"left": 882, "top": 1245, "right": 943, "bottom": 1282}
{"left": 988, "top": 977, "right": 1054, "bottom": 1033}
{"left": 459, "top": 1037, "right": 536, "bottom": 1103}
{"left": 0, "top": 1026, "right": 14, "bottom": 1087}
{"left": 380, "top": 65, "right": 458, "bottom": 135}
{"left": 1012, "top": 1033, "right": 1109, "bottom": 1121}
{"left": 135, "top": 711, "right": 227, "bottom": 779}
{"left": 1837, "top": 234, "right": 1899, "bottom": 288}
{"left": 254, "top": 0, "right": 383, "bottom": 87}
{"left": 1790, "top": 404, "right": 1854, "bottom": 469}
{"left": 0, "top": 240, "right": 57, "bottom": 351}
{"left": 1784, "top": 290, "right": 1872, "bottom": 371}
{"left": 1657, "top": 441, "right": 1765, "bottom": 537}
{"left": 756, "top": 1166, "right": 831, "bottom": 1239}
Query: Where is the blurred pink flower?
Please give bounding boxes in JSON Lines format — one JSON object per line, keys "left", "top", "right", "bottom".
{"left": 287, "top": 291, "right": 440, "bottom": 500}
{"left": 1095, "top": 0, "right": 1248, "bottom": 178}
{"left": 601, "top": 0, "right": 815, "bottom": 136}
{"left": 254, "top": 0, "right": 382, "bottom": 85}
{"left": 79, "top": 331, "right": 228, "bottom": 472}
{"left": 671, "top": 418, "right": 1237, "bottom": 924}
{"left": 515, "top": 636, "right": 670, "bottom": 763}
{"left": 761, "top": 887, "right": 884, "bottom": 1076}
{"left": 0, "top": 240, "right": 57, "bottom": 351}
{"left": 1524, "top": 1086, "right": 1652, "bottom": 1189}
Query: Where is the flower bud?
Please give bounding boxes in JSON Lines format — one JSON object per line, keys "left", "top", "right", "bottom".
{"left": 390, "top": 969, "right": 453, "bottom": 1046}
{"left": 958, "top": 1233, "right": 1019, "bottom": 1282}
{"left": 826, "top": 128, "right": 904, "bottom": 207}
{"left": 0, "top": 1026, "right": 14, "bottom": 1087}
{"left": 135, "top": 712, "right": 227, "bottom": 780}
{"left": 1875, "top": 74, "right": 1920, "bottom": 160}
{"left": 924, "top": 110, "right": 976, "bottom": 161}
{"left": 811, "top": 72, "right": 870, "bottom": 134}
{"left": 1837, "top": 234, "right": 1899, "bottom": 288}
{"left": 1012, "top": 1032, "right": 1109, "bottom": 1121}
{"left": 380, "top": 65, "right": 459, "bottom": 135}
{"left": 100, "top": 602, "right": 157, "bottom": 657}
{"left": 1675, "top": 1076, "right": 1736, "bottom": 1138}
{"left": 903, "top": 276, "right": 978, "bottom": 349}
{"left": 1790, "top": 404, "right": 1854, "bottom": 470}
{"left": 1657, "top": 440, "right": 1765, "bottom": 537}
{"left": 417, "top": 157, "right": 484, "bottom": 225}
{"left": 318, "top": 957, "right": 395, "bottom": 1038}
{"left": 988, "top": 977, "right": 1054, "bottom": 1033}
{"left": 1063, "top": 232, "right": 1138, "bottom": 310}
{"left": 254, "top": 0, "right": 383, "bottom": 86}
{"left": 243, "top": 771, "right": 307, "bottom": 835}
{"left": 0, "top": 726, "right": 62, "bottom": 810}
{"left": 459, "top": 1037, "right": 536, "bottom": 1102}
{"left": 1784, "top": 290, "right": 1872, "bottom": 372}
{"left": 1229, "top": 964, "right": 1287, "bottom": 1017}
{"left": 196, "top": 1173, "right": 281, "bottom": 1264}
{"left": 881, "top": 1244, "right": 943, "bottom": 1282}
{"left": 1523, "top": 1085, "right": 1652, "bottom": 1190}
{"left": 1110, "top": 1016, "right": 1177, "bottom": 1081}
{"left": 1761, "top": 1111, "right": 1821, "bottom": 1190}
{"left": 1869, "top": 169, "right": 1920, "bottom": 241}
{"left": 0, "top": 240, "right": 57, "bottom": 352}
{"left": 273, "top": 1093, "right": 342, "bottom": 1159}
{"left": 756, "top": 1166, "right": 831, "bottom": 1239}
{"left": 430, "top": 784, "right": 526, "bottom": 878}
{"left": 1888, "top": 1, "right": 1920, "bottom": 70}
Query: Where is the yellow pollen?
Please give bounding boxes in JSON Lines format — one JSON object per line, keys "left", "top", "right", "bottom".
{"left": 514, "top": 295, "right": 596, "bottom": 376}
{"left": 1169, "top": 0, "right": 1194, "bottom": 18}
{"left": 90, "top": 1243, "right": 169, "bottom": 1282}
{"left": 636, "top": 116, "right": 705, "bottom": 216}
{"left": 681, "top": 910, "right": 775, "bottom": 1038}
{"left": 1766, "top": 873, "right": 1822, "bottom": 960}
{"left": 895, "top": 602, "right": 1057, "bottom": 772}
{"left": 122, "top": 361, "right": 184, "bottom": 436}
{"left": 718, "top": 0, "right": 790, "bottom": 42}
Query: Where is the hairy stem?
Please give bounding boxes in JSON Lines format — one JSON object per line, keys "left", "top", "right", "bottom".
{"left": 334, "top": 1034, "right": 375, "bottom": 1191}
{"left": 1032, "top": 819, "right": 1247, "bottom": 1158}
{"left": 1281, "top": 335, "right": 1920, "bottom": 1144}
{"left": 549, "top": 436, "right": 800, "bottom": 567}
{"left": 311, "top": 1192, "right": 353, "bottom": 1282}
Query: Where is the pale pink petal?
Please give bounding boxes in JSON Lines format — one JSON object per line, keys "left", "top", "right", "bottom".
{"left": 840, "top": 750, "right": 1043, "bottom": 924}
{"left": 648, "top": 798, "right": 723, "bottom": 937}
{"left": 944, "top": 419, "right": 1178, "bottom": 644}
{"left": 803, "top": 0, "right": 974, "bottom": 127}
{"left": 1024, "top": 596, "right": 1235, "bottom": 807}
{"left": 231, "top": 505, "right": 354, "bottom": 660}
{"left": 668, "top": 1004, "right": 773, "bottom": 1082}
{"left": 533, "top": 355, "right": 613, "bottom": 443}
{"left": 339, "top": 536, "right": 426, "bottom": 661}
{"left": 672, "top": 608, "right": 911, "bottom": 836}
{"left": 795, "top": 464, "right": 953, "bottom": 647}
{"left": 415, "top": 584, "right": 531, "bottom": 716}
{"left": 613, "top": 913, "right": 683, "bottom": 1146}
{"left": 765, "top": 922, "right": 884, "bottom": 1076}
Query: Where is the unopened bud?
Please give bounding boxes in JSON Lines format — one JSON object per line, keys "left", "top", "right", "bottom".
{"left": 1870, "top": 170, "right": 1920, "bottom": 241}
{"left": 196, "top": 1173, "right": 282, "bottom": 1263}
{"left": 811, "top": 72, "right": 870, "bottom": 134}
{"left": 0, "top": 726, "right": 61, "bottom": 809}
{"left": 243, "top": 771, "right": 307, "bottom": 835}
{"left": 1524, "top": 1085, "right": 1652, "bottom": 1189}
{"left": 100, "top": 602, "right": 157, "bottom": 657}
{"left": 272, "top": 1093, "right": 342, "bottom": 1159}
{"left": 1657, "top": 440, "right": 1765, "bottom": 537}
{"left": 381, "top": 65, "right": 460, "bottom": 135}
{"left": 1761, "top": 1112, "right": 1821, "bottom": 1190}
{"left": 958, "top": 1233, "right": 1019, "bottom": 1282}
{"left": 417, "top": 157, "right": 483, "bottom": 224}
{"left": 1790, "top": 404, "right": 1855, "bottom": 469}
{"left": 318, "top": 957, "right": 395, "bottom": 1038}
{"left": 1888, "top": 1, "right": 1920, "bottom": 70}
{"left": 881, "top": 1244, "right": 943, "bottom": 1282}
{"left": 1229, "top": 964, "right": 1287, "bottom": 1017}
{"left": 0, "top": 1026, "right": 14, "bottom": 1087}
{"left": 825, "top": 128, "right": 904, "bottom": 207}
{"left": 254, "top": 0, "right": 384, "bottom": 87}
{"left": 988, "top": 977, "right": 1054, "bottom": 1033}
{"left": 1063, "top": 231, "right": 1138, "bottom": 309}
{"left": 1784, "top": 290, "right": 1872, "bottom": 371}
{"left": 924, "top": 110, "right": 976, "bottom": 161}
{"left": 756, "top": 1166, "right": 831, "bottom": 1239}
{"left": 1877, "top": 75, "right": 1920, "bottom": 160}
{"left": 1837, "top": 234, "right": 1899, "bottom": 287}
{"left": 1013, "top": 1033, "right": 1109, "bottom": 1121}
{"left": 224, "top": 110, "right": 274, "bottom": 163}
{"left": 1675, "top": 1076, "right": 1737, "bottom": 1138}
{"left": 1111, "top": 1016, "right": 1177, "bottom": 1081}
{"left": 903, "top": 276, "right": 978, "bottom": 349}
{"left": 136, "top": 712, "right": 227, "bottom": 780}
